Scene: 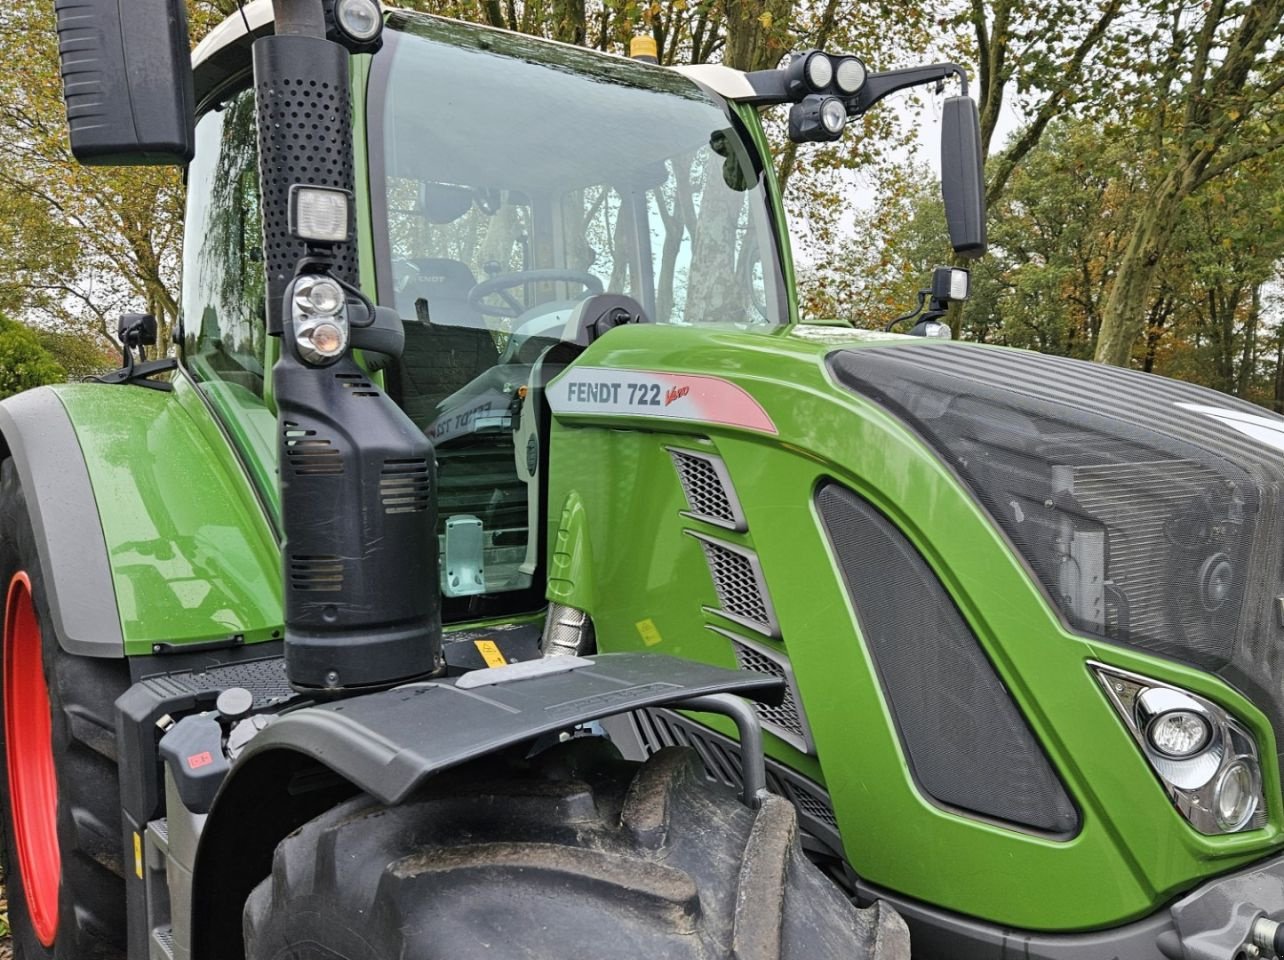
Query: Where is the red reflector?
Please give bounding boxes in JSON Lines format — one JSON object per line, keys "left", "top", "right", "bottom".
{"left": 187, "top": 751, "right": 213, "bottom": 770}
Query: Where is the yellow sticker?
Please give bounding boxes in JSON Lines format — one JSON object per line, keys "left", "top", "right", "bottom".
{"left": 635, "top": 618, "right": 663, "bottom": 647}
{"left": 133, "top": 831, "right": 143, "bottom": 879}
{"left": 474, "top": 639, "right": 508, "bottom": 668}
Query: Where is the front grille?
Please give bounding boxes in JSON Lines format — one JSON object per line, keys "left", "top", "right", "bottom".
{"left": 829, "top": 343, "right": 1284, "bottom": 780}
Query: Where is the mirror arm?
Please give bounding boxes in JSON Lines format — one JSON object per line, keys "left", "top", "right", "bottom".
{"left": 270, "top": 0, "right": 326, "bottom": 37}
{"left": 851, "top": 63, "right": 969, "bottom": 116}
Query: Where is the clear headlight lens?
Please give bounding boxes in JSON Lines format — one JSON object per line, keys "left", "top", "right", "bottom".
{"left": 820, "top": 98, "right": 847, "bottom": 134}
{"left": 1215, "top": 760, "right": 1259, "bottom": 831}
{"left": 805, "top": 52, "right": 833, "bottom": 90}
{"left": 336, "top": 0, "right": 382, "bottom": 41}
{"left": 1147, "top": 709, "right": 1211, "bottom": 758}
{"left": 294, "top": 276, "right": 345, "bottom": 317}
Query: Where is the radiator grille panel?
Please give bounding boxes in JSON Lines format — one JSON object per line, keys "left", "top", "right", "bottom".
{"left": 687, "top": 532, "right": 779, "bottom": 637}
{"left": 667, "top": 447, "right": 745, "bottom": 531}
{"left": 817, "top": 481, "right": 1079, "bottom": 835}
{"left": 710, "top": 626, "right": 812, "bottom": 752}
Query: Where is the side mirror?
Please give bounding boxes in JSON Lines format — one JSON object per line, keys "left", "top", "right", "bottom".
{"left": 53, "top": 0, "right": 195, "bottom": 165}
{"left": 940, "top": 96, "right": 987, "bottom": 259}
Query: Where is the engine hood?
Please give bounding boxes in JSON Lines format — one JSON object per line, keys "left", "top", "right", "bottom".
{"left": 828, "top": 341, "right": 1284, "bottom": 766}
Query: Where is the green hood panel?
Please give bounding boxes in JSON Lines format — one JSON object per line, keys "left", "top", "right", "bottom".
{"left": 548, "top": 323, "right": 1283, "bottom": 931}
{"left": 54, "top": 377, "right": 282, "bottom": 655}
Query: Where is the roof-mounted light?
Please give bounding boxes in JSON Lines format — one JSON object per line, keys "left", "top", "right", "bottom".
{"left": 334, "top": 0, "right": 382, "bottom": 43}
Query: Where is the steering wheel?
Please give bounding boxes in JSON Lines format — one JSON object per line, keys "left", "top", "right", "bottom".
{"left": 467, "top": 269, "right": 604, "bottom": 318}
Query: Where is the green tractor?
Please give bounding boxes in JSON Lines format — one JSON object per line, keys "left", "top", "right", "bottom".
{"left": 5, "top": 0, "right": 1284, "bottom": 958}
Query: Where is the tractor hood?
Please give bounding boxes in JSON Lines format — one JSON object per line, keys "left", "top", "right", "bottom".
{"left": 828, "top": 341, "right": 1284, "bottom": 768}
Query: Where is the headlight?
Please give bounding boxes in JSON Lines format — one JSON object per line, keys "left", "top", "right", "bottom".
{"left": 1094, "top": 662, "right": 1266, "bottom": 835}
{"left": 294, "top": 276, "right": 345, "bottom": 317}
{"left": 820, "top": 98, "right": 847, "bottom": 134}
{"left": 1215, "top": 760, "right": 1260, "bottom": 831}
{"left": 291, "top": 276, "right": 350, "bottom": 365}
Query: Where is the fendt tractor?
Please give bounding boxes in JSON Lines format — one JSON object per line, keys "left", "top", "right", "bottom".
{"left": 6, "top": 0, "right": 1284, "bottom": 958}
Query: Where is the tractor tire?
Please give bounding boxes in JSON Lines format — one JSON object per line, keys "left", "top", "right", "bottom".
{"left": 0, "top": 459, "right": 130, "bottom": 959}
{"left": 243, "top": 738, "right": 909, "bottom": 960}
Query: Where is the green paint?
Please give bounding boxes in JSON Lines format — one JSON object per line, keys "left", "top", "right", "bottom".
{"left": 54, "top": 378, "right": 282, "bottom": 656}
{"left": 546, "top": 322, "right": 1282, "bottom": 931}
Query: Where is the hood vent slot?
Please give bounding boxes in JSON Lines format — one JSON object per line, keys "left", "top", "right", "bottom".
{"left": 283, "top": 421, "right": 343, "bottom": 476}
{"left": 668, "top": 447, "right": 746, "bottom": 532}
{"left": 686, "top": 531, "right": 779, "bottom": 638}
{"left": 380, "top": 458, "right": 431, "bottom": 515}
{"left": 710, "top": 625, "right": 813, "bottom": 753}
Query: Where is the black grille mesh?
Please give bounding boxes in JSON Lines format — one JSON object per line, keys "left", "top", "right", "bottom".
{"left": 817, "top": 481, "right": 1079, "bottom": 834}
{"left": 668, "top": 447, "right": 743, "bottom": 529}
{"left": 828, "top": 344, "right": 1284, "bottom": 775}
{"left": 710, "top": 626, "right": 810, "bottom": 750}
{"left": 689, "top": 533, "right": 779, "bottom": 636}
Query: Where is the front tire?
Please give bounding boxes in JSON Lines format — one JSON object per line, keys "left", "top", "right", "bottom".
{"left": 0, "top": 460, "right": 130, "bottom": 958}
{"left": 243, "top": 738, "right": 909, "bottom": 960}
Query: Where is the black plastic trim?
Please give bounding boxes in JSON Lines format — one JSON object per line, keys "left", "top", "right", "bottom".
{"left": 0, "top": 387, "right": 123, "bottom": 657}
{"left": 191, "top": 652, "right": 782, "bottom": 960}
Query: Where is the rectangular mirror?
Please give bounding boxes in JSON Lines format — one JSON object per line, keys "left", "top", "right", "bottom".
{"left": 940, "top": 95, "right": 987, "bottom": 259}
{"left": 54, "top": 0, "right": 196, "bottom": 165}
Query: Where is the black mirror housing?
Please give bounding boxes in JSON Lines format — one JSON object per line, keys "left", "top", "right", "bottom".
{"left": 940, "top": 95, "right": 987, "bottom": 259}
{"left": 54, "top": 0, "right": 196, "bottom": 166}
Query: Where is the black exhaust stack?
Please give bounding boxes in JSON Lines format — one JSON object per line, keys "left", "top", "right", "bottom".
{"left": 256, "top": 0, "right": 442, "bottom": 692}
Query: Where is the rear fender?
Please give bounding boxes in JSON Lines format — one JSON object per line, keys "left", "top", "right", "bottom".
{"left": 0, "top": 380, "right": 282, "bottom": 658}
{"left": 0, "top": 387, "right": 124, "bottom": 656}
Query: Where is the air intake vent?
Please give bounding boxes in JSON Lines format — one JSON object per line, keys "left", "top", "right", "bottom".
{"left": 380, "top": 459, "right": 431, "bottom": 515}
{"left": 667, "top": 447, "right": 746, "bottom": 531}
{"left": 336, "top": 372, "right": 380, "bottom": 397}
{"left": 629, "top": 707, "right": 840, "bottom": 852}
{"left": 687, "top": 531, "right": 779, "bottom": 637}
{"left": 288, "top": 555, "right": 343, "bottom": 592}
{"left": 283, "top": 422, "right": 343, "bottom": 476}
{"left": 816, "top": 481, "right": 1079, "bottom": 835}
{"left": 709, "top": 625, "right": 813, "bottom": 753}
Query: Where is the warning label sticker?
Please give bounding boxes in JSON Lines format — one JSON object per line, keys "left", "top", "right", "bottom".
{"left": 547, "top": 368, "right": 776, "bottom": 435}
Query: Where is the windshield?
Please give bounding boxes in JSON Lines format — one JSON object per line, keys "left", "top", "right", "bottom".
{"left": 369, "top": 13, "right": 785, "bottom": 621}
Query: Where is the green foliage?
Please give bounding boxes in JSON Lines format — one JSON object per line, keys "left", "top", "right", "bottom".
{"left": 0, "top": 316, "right": 65, "bottom": 398}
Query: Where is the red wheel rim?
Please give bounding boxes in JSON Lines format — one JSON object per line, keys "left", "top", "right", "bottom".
{"left": 5, "top": 572, "right": 59, "bottom": 946}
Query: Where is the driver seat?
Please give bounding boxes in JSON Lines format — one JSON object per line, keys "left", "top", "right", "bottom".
{"left": 399, "top": 258, "right": 500, "bottom": 426}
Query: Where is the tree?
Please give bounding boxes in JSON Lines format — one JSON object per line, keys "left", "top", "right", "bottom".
{"left": 1093, "top": 0, "right": 1284, "bottom": 366}
{"left": 0, "top": 315, "right": 65, "bottom": 397}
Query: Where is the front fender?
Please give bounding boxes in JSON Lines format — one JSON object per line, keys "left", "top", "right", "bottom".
{"left": 191, "top": 653, "right": 784, "bottom": 960}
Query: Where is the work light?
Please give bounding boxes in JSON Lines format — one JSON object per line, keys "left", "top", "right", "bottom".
{"left": 788, "top": 95, "right": 846, "bottom": 142}
{"left": 335, "top": 0, "right": 382, "bottom": 42}
{"left": 288, "top": 185, "right": 353, "bottom": 245}
{"left": 834, "top": 56, "right": 866, "bottom": 94}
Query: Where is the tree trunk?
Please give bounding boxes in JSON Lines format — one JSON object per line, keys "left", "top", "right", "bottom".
{"left": 1093, "top": 176, "right": 1182, "bottom": 366}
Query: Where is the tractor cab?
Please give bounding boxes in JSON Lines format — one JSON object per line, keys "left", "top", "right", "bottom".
{"left": 185, "top": 8, "right": 790, "bottom": 621}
